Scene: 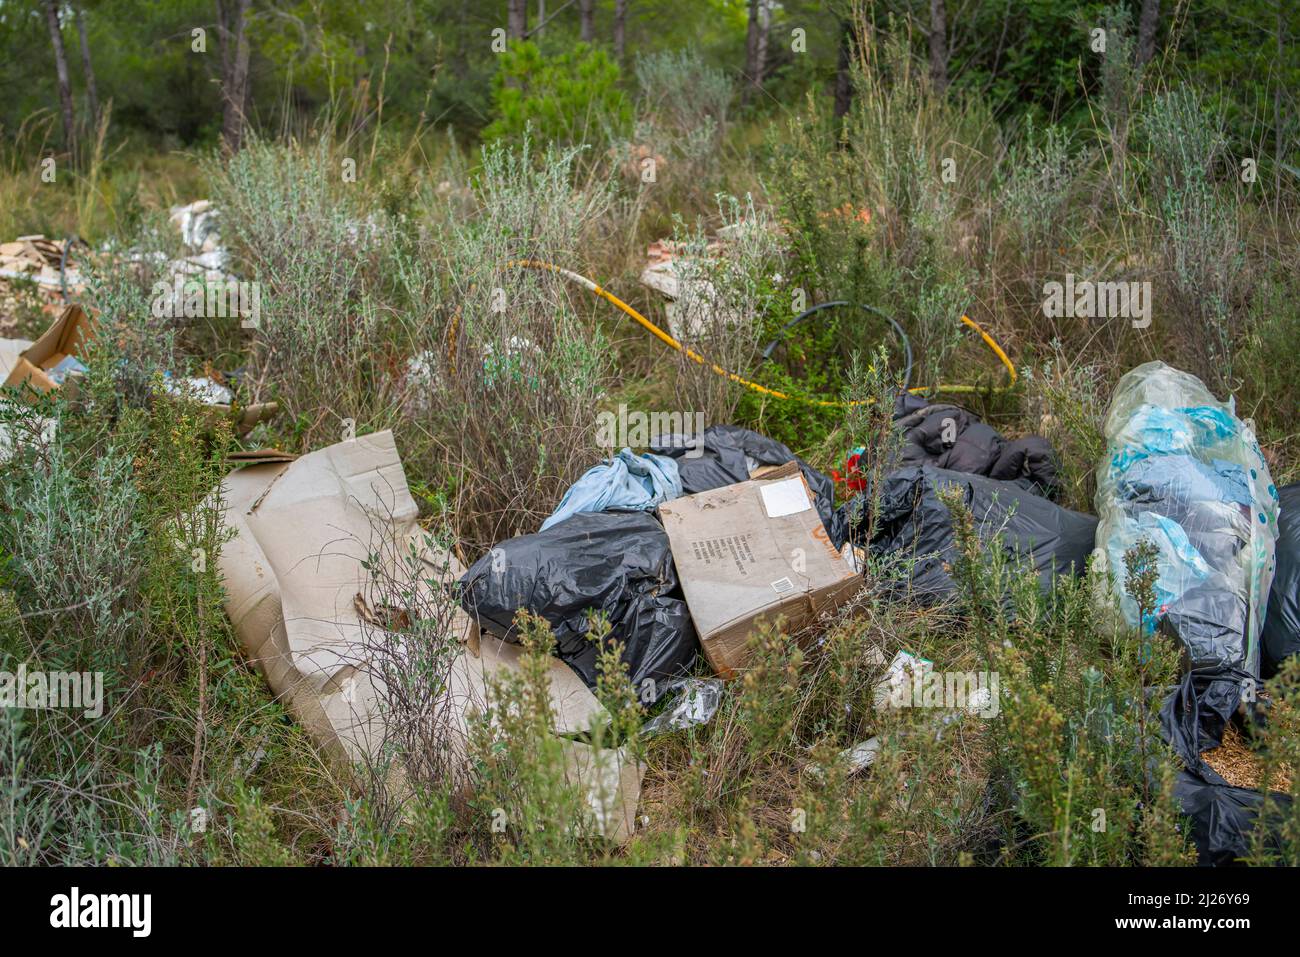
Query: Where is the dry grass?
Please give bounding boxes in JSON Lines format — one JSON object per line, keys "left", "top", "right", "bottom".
{"left": 1203, "top": 719, "right": 1294, "bottom": 793}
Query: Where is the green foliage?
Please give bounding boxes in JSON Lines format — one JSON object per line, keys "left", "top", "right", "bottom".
{"left": 999, "top": 119, "right": 1086, "bottom": 288}
{"left": 1020, "top": 352, "right": 1108, "bottom": 513}
{"left": 1245, "top": 656, "right": 1300, "bottom": 865}
{"left": 943, "top": 492, "right": 1193, "bottom": 865}
{"left": 224, "top": 785, "right": 296, "bottom": 867}
{"left": 413, "top": 134, "right": 615, "bottom": 551}
{"left": 204, "top": 137, "right": 410, "bottom": 451}
{"left": 1141, "top": 86, "right": 1245, "bottom": 390}
{"left": 665, "top": 194, "right": 784, "bottom": 426}
{"left": 906, "top": 0, "right": 1108, "bottom": 128}
{"left": 485, "top": 41, "right": 632, "bottom": 151}
{"left": 1182, "top": 0, "right": 1300, "bottom": 167}
{"left": 631, "top": 47, "right": 732, "bottom": 210}
{"left": 467, "top": 612, "right": 609, "bottom": 864}
{"left": 1238, "top": 275, "right": 1300, "bottom": 476}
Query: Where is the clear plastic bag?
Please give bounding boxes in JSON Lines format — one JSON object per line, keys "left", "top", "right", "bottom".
{"left": 1094, "top": 362, "right": 1280, "bottom": 677}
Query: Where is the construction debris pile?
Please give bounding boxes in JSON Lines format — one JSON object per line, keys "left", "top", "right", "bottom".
{"left": 0, "top": 303, "right": 275, "bottom": 434}
{"left": 145, "top": 200, "right": 239, "bottom": 310}
{"left": 0, "top": 235, "right": 86, "bottom": 332}
{"left": 0, "top": 200, "right": 276, "bottom": 435}
{"left": 639, "top": 235, "right": 756, "bottom": 340}
{"left": 0, "top": 199, "right": 235, "bottom": 335}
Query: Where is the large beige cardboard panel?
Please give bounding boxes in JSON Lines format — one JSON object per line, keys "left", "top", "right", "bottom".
{"left": 215, "top": 431, "right": 637, "bottom": 839}
{"left": 659, "top": 460, "right": 861, "bottom": 677}
{"left": 562, "top": 740, "right": 644, "bottom": 844}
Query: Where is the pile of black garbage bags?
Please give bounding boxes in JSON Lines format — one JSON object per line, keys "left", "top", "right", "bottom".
{"left": 458, "top": 406, "right": 1095, "bottom": 703}
{"left": 458, "top": 425, "right": 844, "bottom": 702}
{"left": 1161, "top": 480, "right": 1300, "bottom": 864}
{"left": 842, "top": 396, "right": 1096, "bottom": 602}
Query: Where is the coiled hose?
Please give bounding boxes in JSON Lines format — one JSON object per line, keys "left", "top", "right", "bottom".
{"left": 508, "top": 259, "right": 1016, "bottom": 407}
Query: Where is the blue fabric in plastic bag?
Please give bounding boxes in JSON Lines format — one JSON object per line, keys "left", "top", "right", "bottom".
{"left": 540, "top": 448, "right": 682, "bottom": 531}
{"left": 1116, "top": 454, "right": 1252, "bottom": 509}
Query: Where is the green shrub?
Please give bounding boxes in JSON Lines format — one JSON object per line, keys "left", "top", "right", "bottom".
{"left": 1141, "top": 87, "right": 1246, "bottom": 390}
{"left": 408, "top": 135, "right": 615, "bottom": 553}
{"left": 204, "top": 137, "right": 407, "bottom": 452}
{"left": 485, "top": 41, "right": 632, "bottom": 151}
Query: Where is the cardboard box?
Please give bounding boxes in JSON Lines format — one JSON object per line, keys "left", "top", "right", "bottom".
{"left": 2, "top": 303, "right": 276, "bottom": 433}
{"left": 659, "top": 460, "right": 861, "bottom": 677}
{"left": 2, "top": 303, "right": 94, "bottom": 394}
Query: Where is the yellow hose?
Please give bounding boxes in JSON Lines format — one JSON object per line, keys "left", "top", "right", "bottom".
{"left": 509, "top": 259, "right": 1017, "bottom": 407}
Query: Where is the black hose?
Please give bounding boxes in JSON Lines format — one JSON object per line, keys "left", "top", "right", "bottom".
{"left": 58, "top": 234, "right": 83, "bottom": 302}
{"left": 760, "top": 300, "right": 914, "bottom": 394}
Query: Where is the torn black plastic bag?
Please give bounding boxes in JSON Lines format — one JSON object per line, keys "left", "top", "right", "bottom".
{"left": 458, "top": 510, "right": 698, "bottom": 701}
{"left": 1172, "top": 770, "right": 1286, "bottom": 866}
{"left": 1262, "top": 483, "right": 1300, "bottom": 679}
{"left": 841, "top": 464, "right": 1097, "bottom": 602}
{"left": 1160, "top": 677, "right": 1293, "bottom": 866}
{"left": 1160, "top": 668, "right": 1254, "bottom": 768}
{"left": 651, "top": 424, "right": 845, "bottom": 547}
{"left": 892, "top": 395, "right": 1061, "bottom": 499}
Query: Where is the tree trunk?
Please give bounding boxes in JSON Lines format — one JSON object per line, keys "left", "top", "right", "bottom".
{"left": 928, "top": 0, "right": 948, "bottom": 93}
{"left": 579, "top": 0, "right": 594, "bottom": 42}
{"left": 42, "top": 0, "right": 77, "bottom": 162}
{"left": 754, "top": 0, "right": 770, "bottom": 92}
{"left": 536, "top": 0, "right": 545, "bottom": 36}
{"left": 507, "top": 0, "right": 527, "bottom": 40}
{"left": 1136, "top": 0, "right": 1159, "bottom": 67}
{"left": 613, "top": 0, "right": 627, "bottom": 61}
{"left": 217, "top": 0, "right": 251, "bottom": 154}
{"left": 1274, "top": 0, "right": 1286, "bottom": 204}
{"left": 834, "top": 17, "right": 854, "bottom": 120}
{"left": 75, "top": 4, "right": 100, "bottom": 133}
{"left": 742, "top": 0, "right": 760, "bottom": 104}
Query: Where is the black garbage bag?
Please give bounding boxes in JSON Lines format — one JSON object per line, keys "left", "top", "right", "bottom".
{"left": 458, "top": 511, "right": 698, "bottom": 701}
{"left": 840, "top": 464, "right": 1097, "bottom": 602}
{"left": 651, "top": 424, "right": 845, "bottom": 547}
{"left": 892, "top": 395, "right": 1060, "bottom": 499}
{"left": 1172, "top": 770, "right": 1282, "bottom": 866}
{"left": 1161, "top": 693, "right": 1293, "bottom": 867}
{"left": 1159, "top": 669, "right": 1254, "bottom": 768}
{"left": 1262, "top": 482, "right": 1300, "bottom": 679}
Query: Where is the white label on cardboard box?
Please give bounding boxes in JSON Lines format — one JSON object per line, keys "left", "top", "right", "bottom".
{"left": 759, "top": 477, "right": 812, "bottom": 518}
